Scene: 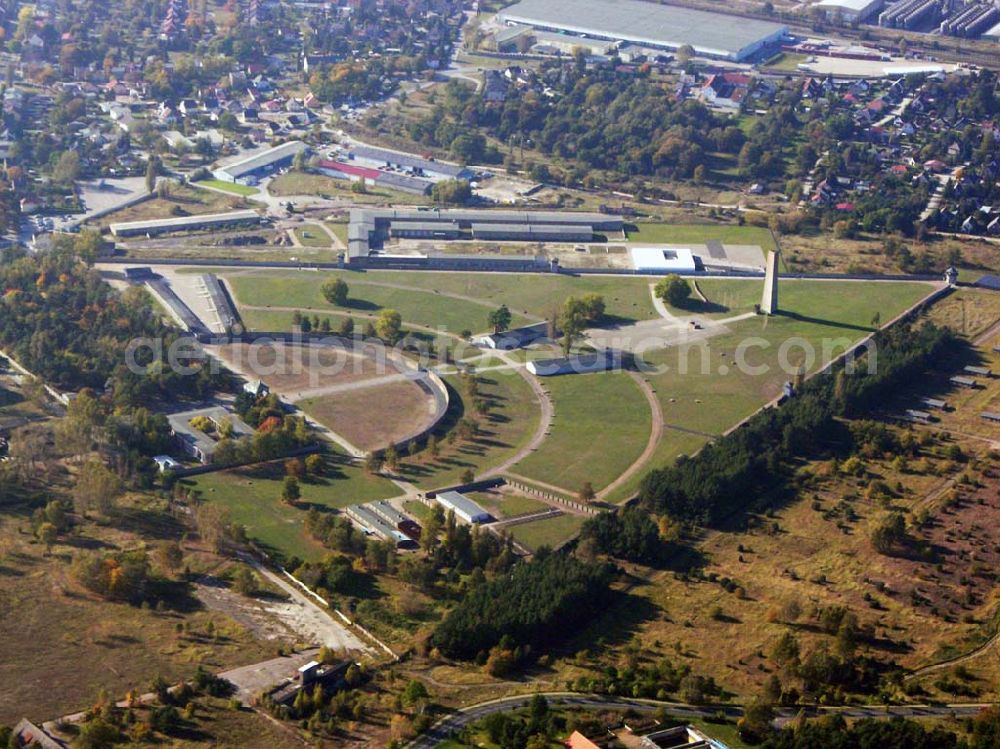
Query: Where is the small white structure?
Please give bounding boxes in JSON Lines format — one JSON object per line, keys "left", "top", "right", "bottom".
{"left": 629, "top": 246, "right": 697, "bottom": 273}
{"left": 435, "top": 491, "right": 490, "bottom": 524}
{"left": 152, "top": 455, "right": 181, "bottom": 472}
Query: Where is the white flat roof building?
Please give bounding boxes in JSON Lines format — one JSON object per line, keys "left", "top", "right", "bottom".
{"left": 213, "top": 141, "right": 307, "bottom": 183}
{"left": 815, "top": 0, "right": 885, "bottom": 23}
{"left": 435, "top": 491, "right": 491, "bottom": 524}
{"left": 629, "top": 246, "right": 698, "bottom": 273}
{"left": 497, "top": 0, "right": 787, "bottom": 61}
{"left": 109, "top": 209, "right": 261, "bottom": 237}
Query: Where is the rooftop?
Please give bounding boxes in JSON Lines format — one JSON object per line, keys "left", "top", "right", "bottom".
{"left": 166, "top": 406, "right": 255, "bottom": 459}
{"left": 216, "top": 140, "right": 307, "bottom": 178}
{"left": 435, "top": 490, "right": 490, "bottom": 520}
{"left": 349, "top": 144, "right": 467, "bottom": 178}
{"left": 815, "top": 0, "right": 881, "bottom": 10}
{"left": 497, "top": 0, "right": 787, "bottom": 59}
{"left": 629, "top": 246, "right": 698, "bottom": 272}
{"left": 109, "top": 209, "right": 260, "bottom": 234}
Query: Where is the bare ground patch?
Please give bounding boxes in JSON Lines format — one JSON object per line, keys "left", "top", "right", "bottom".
{"left": 298, "top": 380, "right": 434, "bottom": 452}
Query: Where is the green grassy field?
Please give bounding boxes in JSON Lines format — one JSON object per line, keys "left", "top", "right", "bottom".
{"left": 182, "top": 456, "right": 397, "bottom": 562}
{"left": 508, "top": 513, "right": 586, "bottom": 552}
{"left": 470, "top": 491, "right": 549, "bottom": 518}
{"left": 513, "top": 372, "right": 651, "bottom": 493}
{"left": 362, "top": 272, "right": 659, "bottom": 323}
{"left": 603, "top": 429, "right": 710, "bottom": 504}
{"left": 195, "top": 178, "right": 260, "bottom": 196}
{"left": 224, "top": 270, "right": 661, "bottom": 329}
{"left": 625, "top": 223, "right": 777, "bottom": 251}
{"left": 327, "top": 221, "right": 349, "bottom": 245}
{"left": 226, "top": 272, "right": 534, "bottom": 335}
{"left": 400, "top": 370, "right": 542, "bottom": 489}
{"left": 697, "top": 278, "right": 933, "bottom": 321}
{"left": 642, "top": 279, "right": 935, "bottom": 439}
{"left": 293, "top": 225, "right": 332, "bottom": 248}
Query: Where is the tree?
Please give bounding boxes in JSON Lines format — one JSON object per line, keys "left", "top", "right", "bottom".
{"left": 401, "top": 679, "right": 429, "bottom": 708}
{"left": 233, "top": 565, "right": 257, "bottom": 596}
{"left": 145, "top": 155, "right": 161, "bottom": 194}
{"left": 321, "top": 277, "right": 350, "bottom": 306}
{"left": 52, "top": 150, "right": 81, "bottom": 186}
{"left": 871, "top": 511, "right": 907, "bottom": 553}
{"left": 488, "top": 305, "right": 512, "bottom": 334}
{"left": 158, "top": 541, "right": 184, "bottom": 574}
{"left": 285, "top": 457, "right": 305, "bottom": 479}
{"left": 655, "top": 274, "right": 691, "bottom": 308}
{"left": 676, "top": 44, "right": 695, "bottom": 65}
{"left": 431, "top": 179, "right": 473, "bottom": 205}
{"left": 551, "top": 294, "right": 605, "bottom": 355}
{"left": 282, "top": 476, "right": 301, "bottom": 505}
{"left": 74, "top": 460, "right": 123, "bottom": 516}
{"left": 304, "top": 453, "right": 324, "bottom": 476}
{"left": 37, "top": 521, "right": 58, "bottom": 554}
{"left": 76, "top": 717, "right": 120, "bottom": 749}
{"left": 579, "top": 482, "right": 596, "bottom": 502}
{"left": 383, "top": 443, "right": 399, "bottom": 473}
{"left": 375, "top": 309, "right": 403, "bottom": 344}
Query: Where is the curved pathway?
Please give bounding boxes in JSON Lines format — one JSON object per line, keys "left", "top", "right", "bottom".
{"left": 904, "top": 632, "right": 1000, "bottom": 682}
{"left": 480, "top": 349, "right": 555, "bottom": 481}
{"left": 596, "top": 371, "right": 663, "bottom": 502}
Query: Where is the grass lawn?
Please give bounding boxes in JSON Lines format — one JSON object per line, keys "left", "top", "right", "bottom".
{"left": 603, "top": 429, "right": 710, "bottom": 504}
{"left": 642, "top": 280, "right": 934, "bottom": 438}
{"left": 403, "top": 499, "right": 433, "bottom": 522}
{"left": 697, "top": 278, "right": 933, "bottom": 321}
{"left": 400, "top": 370, "right": 542, "bottom": 489}
{"left": 224, "top": 269, "right": 661, "bottom": 329}
{"left": 195, "top": 178, "right": 260, "bottom": 196}
{"left": 327, "top": 221, "right": 349, "bottom": 245}
{"left": 513, "top": 372, "right": 651, "bottom": 493}
{"left": 182, "top": 456, "right": 397, "bottom": 563}
{"left": 765, "top": 52, "right": 808, "bottom": 72}
{"left": 367, "top": 271, "right": 659, "bottom": 324}
{"left": 625, "top": 223, "right": 777, "bottom": 252}
{"left": 508, "top": 513, "right": 586, "bottom": 552}
{"left": 470, "top": 491, "right": 548, "bottom": 518}
{"left": 226, "top": 272, "right": 533, "bottom": 335}
{"left": 293, "top": 225, "right": 332, "bottom": 248}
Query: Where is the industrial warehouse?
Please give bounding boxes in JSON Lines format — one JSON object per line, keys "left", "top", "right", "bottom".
{"left": 212, "top": 140, "right": 308, "bottom": 184}
{"left": 347, "top": 207, "right": 623, "bottom": 261}
{"left": 495, "top": 0, "right": 788, "bottom": 62}
{"left": 109, "top": 209, "right": 263, "bottom": 237}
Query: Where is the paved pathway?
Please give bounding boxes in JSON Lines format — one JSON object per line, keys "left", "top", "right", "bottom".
{"left": 596, "top": 372, "right": 663, "bottom": 502}
{"left": 480, "top": 350, "right": 555, "bottom": 480}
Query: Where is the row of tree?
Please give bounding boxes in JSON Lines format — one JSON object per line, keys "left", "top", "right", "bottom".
{"left": 640, "top": 323, "right": 958, "bottom": 525}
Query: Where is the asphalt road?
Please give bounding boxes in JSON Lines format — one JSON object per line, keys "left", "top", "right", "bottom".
{"left": 405, "top": 692, "right": 995, "bottom": 749}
